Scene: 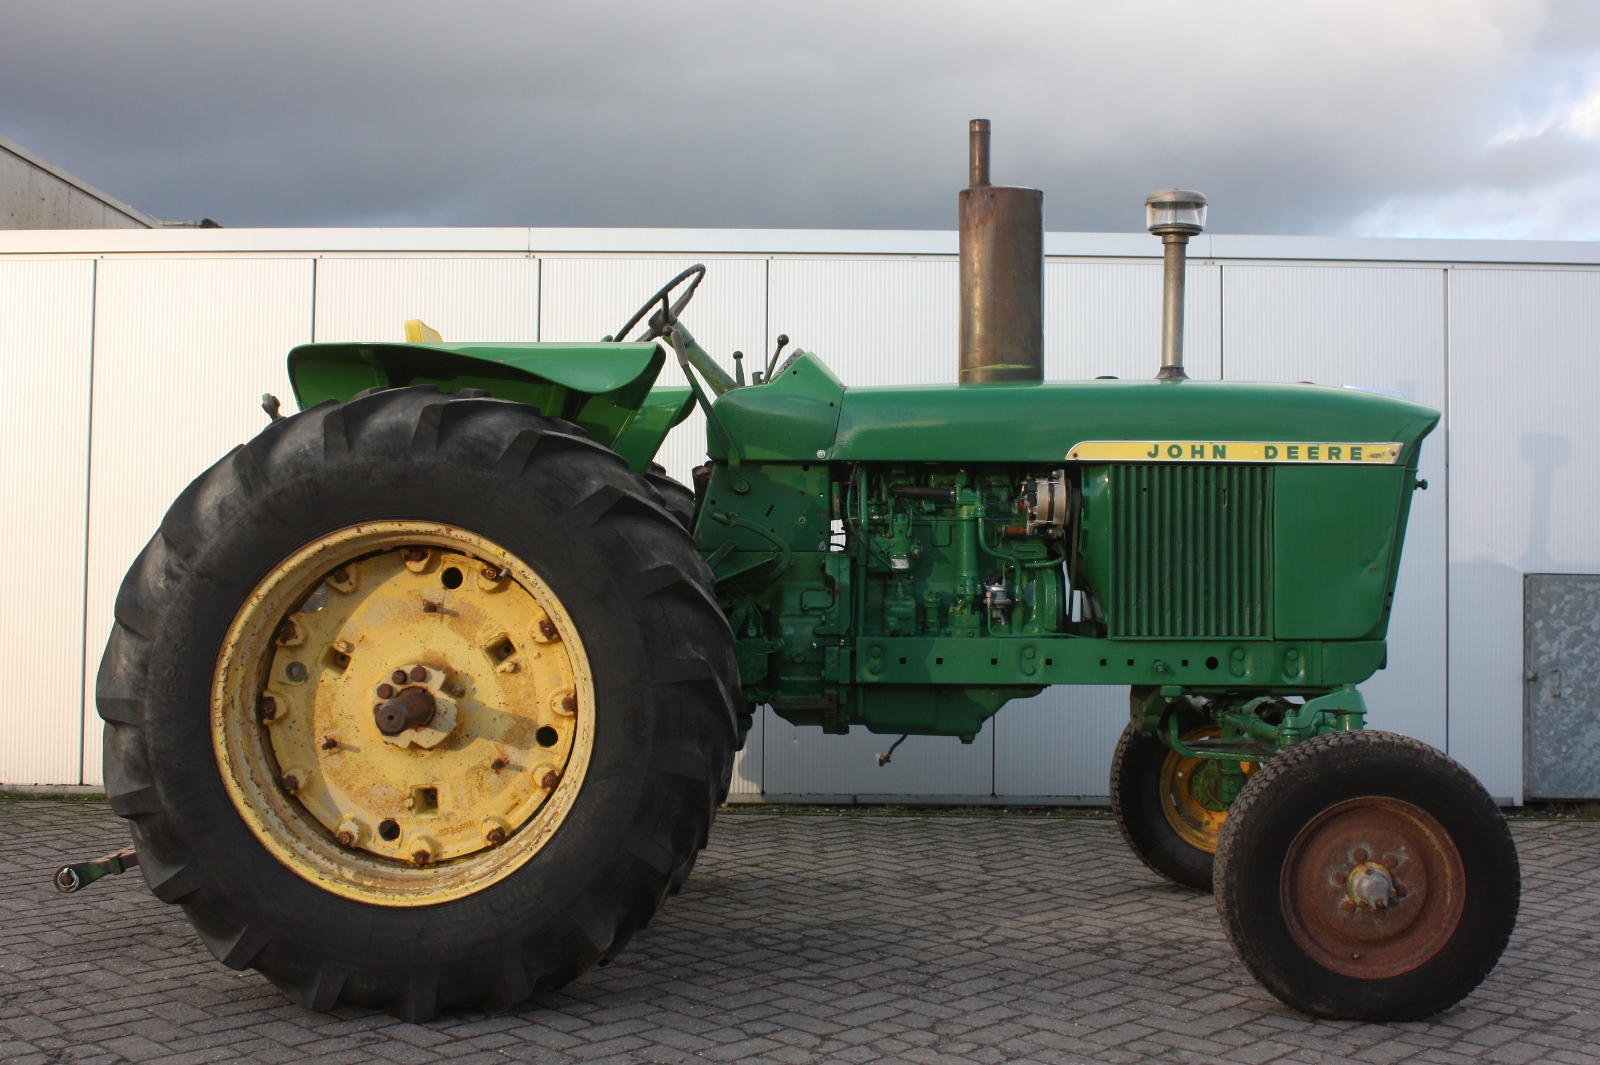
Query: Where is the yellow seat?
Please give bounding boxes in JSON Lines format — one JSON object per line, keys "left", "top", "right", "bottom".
{"left": 404, "top": 319, "right": 443, "bottom": 343}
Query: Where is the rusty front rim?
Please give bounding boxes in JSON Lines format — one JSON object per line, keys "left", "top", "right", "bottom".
{"left": 1281, "top": 796, "right": 1465, "bottom": 979}
{"left": 211, "top": 522, "right": 595, "bottom": 907}
{"left": 1159, "top": 727, "right": 1253, "bottom": 854}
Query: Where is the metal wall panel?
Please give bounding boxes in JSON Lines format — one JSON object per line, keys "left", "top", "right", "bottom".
{"left": 80, "top": 258, "right": 313, "bottom": 784}
{"left": 0, "top": 259, "right": 95, "bottom": 784}
{"left": 312, "top": 257, "right": 537, "bottom": 345}
{"left": 1524, "top": 574, "right": 1600, "bottom": 799}
{"left": 762, "top": 708, "right": 994, "bottom": 799}
{"left": 993, "top": 686, "right": 1126, "bottom": 798}
{"left": 767, "top": 258, "right": 959, "bottom": 387}
{"left": 1222, "top": 265, "right": 1448, "bottom": 750}
{"left": 538, "top": 257, "right": 766, "bottom": 488}
{"left": 1449, "top": 267, "right": 1600, "bottom": 801}
{"left": 1045, "top": 259, "right": 1221, "bottom": 381}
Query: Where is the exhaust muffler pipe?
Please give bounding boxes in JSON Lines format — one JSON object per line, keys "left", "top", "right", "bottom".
{"left": 959, "top": 120, "right": 1043, "bottom": 384}
{"left": 1144, "top": 188, "right": 1208, "bottom": 381}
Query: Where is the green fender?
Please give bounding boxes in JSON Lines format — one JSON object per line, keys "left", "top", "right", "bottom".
{"left": 286, "top": 339, "right": 694, "bottom": 473}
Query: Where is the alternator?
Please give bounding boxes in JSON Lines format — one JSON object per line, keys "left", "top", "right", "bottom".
{"left": 1022, "top": 470, "right": 1070, "bottom": 537}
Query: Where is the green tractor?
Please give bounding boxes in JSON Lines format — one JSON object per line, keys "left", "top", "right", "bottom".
{"left": 80, "top": 122, "right": 1517, "bottom": 1023}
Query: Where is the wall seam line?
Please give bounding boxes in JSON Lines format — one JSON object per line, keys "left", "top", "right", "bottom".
{"left": 76, "top": 258, "right": 99, "bottom": 786}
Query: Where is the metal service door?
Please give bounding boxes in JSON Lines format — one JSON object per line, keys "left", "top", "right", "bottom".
{"left": 1526, "top": 574, "right": 1600, "bottom": 800}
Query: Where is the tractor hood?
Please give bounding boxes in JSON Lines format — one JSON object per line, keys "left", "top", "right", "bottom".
{"left": 709, "top": 352, "right": 1440, "bottom": 468}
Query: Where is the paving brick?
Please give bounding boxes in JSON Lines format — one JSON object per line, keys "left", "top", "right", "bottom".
{"left": 3, "top": 799, "right": 1597, "bottom": 1064}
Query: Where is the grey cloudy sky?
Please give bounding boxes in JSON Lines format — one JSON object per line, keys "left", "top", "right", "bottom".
{"left": 5, "top": 0, "right": 1600, "bottom": 237}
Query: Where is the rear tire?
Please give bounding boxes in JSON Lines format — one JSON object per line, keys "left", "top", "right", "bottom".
{"left": 645, "top": 462, "right": 697, "bottom": 531}
{"left": 97, "top": 386, "right": 740, "bottom": 1020}
{"left": 1214, "top": 730, "right": 1519, "bottom": 1021}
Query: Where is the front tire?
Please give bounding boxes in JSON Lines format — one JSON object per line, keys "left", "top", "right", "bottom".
{"left": 97, "top": 386, "right": 740, "bottom": 1019}
{"left": 1110, "top": 702, "right": 1250, "bottom": 891}
{"left": 1214, "top": 730, "right": 1519, "bottom": 1021}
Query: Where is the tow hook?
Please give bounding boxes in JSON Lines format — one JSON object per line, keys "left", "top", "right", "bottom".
{"left": 54, "top": 846, "right": 139, "bottom": 894}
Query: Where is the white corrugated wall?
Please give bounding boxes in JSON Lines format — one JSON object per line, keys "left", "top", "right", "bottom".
{"left": 3, "top": 229, "right": 1599, "bottom": 803}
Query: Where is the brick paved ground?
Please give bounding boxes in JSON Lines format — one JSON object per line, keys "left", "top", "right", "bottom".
{"left": 2, "top": 798, "right": 1597, "bottom": 1065}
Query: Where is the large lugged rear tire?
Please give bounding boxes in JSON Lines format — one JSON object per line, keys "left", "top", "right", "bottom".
{"left": 1214, "top": 730, "right": 1519, "bottom": 1021}
{"left": 97, "top": 386, "right": 741, "bottom": 1020}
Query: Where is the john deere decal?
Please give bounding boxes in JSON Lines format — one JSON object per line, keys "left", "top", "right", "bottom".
{"left": 1064, "top": 441, "right": 1402, "bottom": 464}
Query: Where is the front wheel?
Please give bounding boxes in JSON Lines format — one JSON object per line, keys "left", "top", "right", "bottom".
{"left": 1214, "top": 730, "right": 1519, "bottom": 1021}
{"left": 1110, "top": 703, "right": 1252, "bottom": 891}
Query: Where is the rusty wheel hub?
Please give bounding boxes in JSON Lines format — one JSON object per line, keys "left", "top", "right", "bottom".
{"left": 1281, "top": 796, "right": 1465, "bottom": 978}
{"left": 212, "top": 522, "right": 595, "bottom": 906}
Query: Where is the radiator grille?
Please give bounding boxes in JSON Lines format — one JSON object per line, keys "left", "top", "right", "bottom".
{"left": 1107, "top": 464, "right": 1272, "bottom": 638}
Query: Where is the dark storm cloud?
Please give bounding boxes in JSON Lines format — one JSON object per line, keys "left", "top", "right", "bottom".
{"left": 4, "top": 1, "right": 1600, "bottom": 236}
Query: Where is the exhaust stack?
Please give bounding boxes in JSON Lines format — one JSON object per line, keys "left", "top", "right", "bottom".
{"left": 959, "top": 120, "right": 1043, "bottom": 384}
{"left": 1144, "top": 188, "right": 1208, "bottom": 381}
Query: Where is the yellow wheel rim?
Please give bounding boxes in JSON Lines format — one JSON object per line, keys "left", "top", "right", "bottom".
{"left": 211, "top": 522, "right": 594, "bottom": 907}
{"left": 1159, "top": 726, "right": 1254, "bottom": 854}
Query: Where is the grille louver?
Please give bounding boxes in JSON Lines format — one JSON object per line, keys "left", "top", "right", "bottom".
{"left": 1107, "top": 464, "right": 1272, "bottom": 638}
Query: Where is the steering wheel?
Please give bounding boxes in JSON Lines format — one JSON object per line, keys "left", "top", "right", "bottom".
{"left": 609, "top": 264, "right": 706, "bottom": 342}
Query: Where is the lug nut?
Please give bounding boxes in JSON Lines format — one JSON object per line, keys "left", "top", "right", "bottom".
{"left": 561, "top": 694, "right": 577, "bottom": 715}
{"left": 377, "top": 683, "right": 394, "bottom": 699}
{"left": 276, "top": 621, "right": 300, "bottom": 644}
{"left": 391, "top": 670, "right": 407, "bottom": 685}
{"left": 259, "top": 695, "right": 278, "bottom": 723}
{"left": 403, "top": 548, "right": 428, "bottom": 563}
{"left": 409, "top": 665, "right": 428, "bottom": 683}
{"left": 281, "top": 772, "right": 302, "bottom": 794}
{"left": 329, "top": 568, "right": 350, "bottom": 584}
{"left": 335, "top": 818, "right": 363, "bottom": 847}
{"left": 539, "top": 619, "right": 558, "bottom": 641}
{"left": 447, "top": 683, "right": 465, "bottom": 698}
{"left": 482, "top": 818, "right": 509, "bottom": 846}
{"left": 481, "top": 566, "right": 499, "bottom": 580}
{"left": 539, "top": 768, "right": 562, "bottom": 790}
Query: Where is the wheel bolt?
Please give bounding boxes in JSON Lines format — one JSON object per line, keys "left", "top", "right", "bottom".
{"left": 281, "top": 772, "right": 301, "bottom": 794}
{"left": 391, "top": 670, "right": 407, "bottom": 685}
{"left": 539, "top": 768, "right": 562, "bottom": 790}
{"left": 330, "top": 568, "right": 350, "bottom": 583}
{"left": 276, "top": 621, "right": 300, "bottom": 644}
{"left": 447, "top": 683, "right": 465, "bottom": 698}
{"left": 561, "top": 694, "right": 578, "bottom": 715}
{"left": 485, "top": 826, "right": 507, "bottom": 845}
{"left": 377, "top": 683, "right": 394, "bottom": 699}
{"left": 403, "top": 549, "right": 427, "bottom": 563}
{"left": 409, "top": 665, "right": 428, "bottom": 683}
{"left": 539, "top": 619, "right": 558, "bottom": 641}
{"left": 481, "top": 566, "right": 499, "bottom": 580}
{"left": 259, "top": 695, "right": 278, "bottom": 723}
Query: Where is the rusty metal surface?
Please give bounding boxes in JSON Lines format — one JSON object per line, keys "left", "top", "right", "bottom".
{"left": 1281, "top": 795, "right": 1466, "bottom": 979}
{"left": 1525, "top": 573, "right": 1600, "bottom": 800}
{"left": 211, "top": 521, "right": 596, "bottom": 907}
{"left": 958, "top": 121, "right": 1043, "bottom": 385}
